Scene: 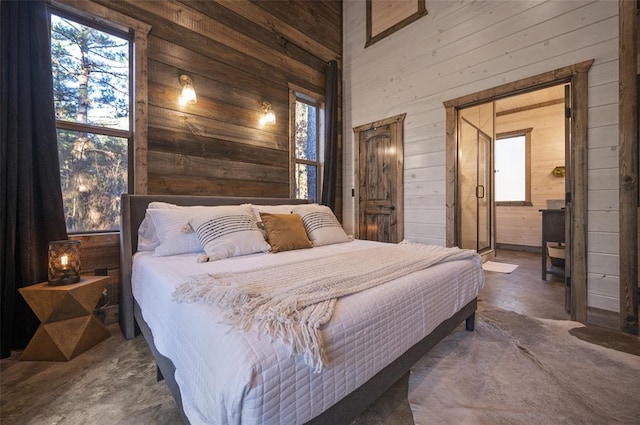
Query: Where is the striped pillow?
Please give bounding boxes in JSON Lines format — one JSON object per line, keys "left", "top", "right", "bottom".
{"left": 292, "top": 204, "right": 351, "bottom": 246}
{"left": 189, "top": 206, "right": 270, "bottom": 261}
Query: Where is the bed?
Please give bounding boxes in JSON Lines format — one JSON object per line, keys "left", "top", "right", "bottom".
{"left": 118, "top": 194, "right": 484, "bottom": 425}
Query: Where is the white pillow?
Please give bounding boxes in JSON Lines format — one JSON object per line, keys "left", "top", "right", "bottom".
{"left": 189, "top": 205, "right": 270, "bottom": 261}
{"left": 251, "top": 204, "right": 298, "bottom": 223}
{"left": 146, "top": 207, "right": 205, "bottom": 256}
{"left": 137, "top": 202, "right": 179, "bottom": 251}
{"left": 292, "top": 204, "right": 351, "bottom": 246}
{"left": 146, "top": 204, "right": 252, "bottom": 257}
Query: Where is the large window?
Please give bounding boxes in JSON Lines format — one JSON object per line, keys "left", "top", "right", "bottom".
{"left": 50, "top": 10, "right": 132, "bottom": 233}
{"left": 495, "top": 129, "right": 532, "bottom": 206}
{"left": 290, "top": 87, "right": 324, "bottom": 203}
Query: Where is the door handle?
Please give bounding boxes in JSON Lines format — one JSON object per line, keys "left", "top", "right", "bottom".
{"left": 476, "top": 185, "right": 485, "bottom": 199}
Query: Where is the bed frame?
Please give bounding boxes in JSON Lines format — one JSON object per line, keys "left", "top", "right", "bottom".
{"left": 119, "top": 193, "right": 476, "bottom": 425}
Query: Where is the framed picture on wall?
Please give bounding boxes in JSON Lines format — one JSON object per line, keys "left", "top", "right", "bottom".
{"left": 366, "top": 0, "right": 428, "bottom": 48}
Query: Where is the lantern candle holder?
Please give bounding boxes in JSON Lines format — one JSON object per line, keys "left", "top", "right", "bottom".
{"left": 48, "top": 240, "right": 81, "bottom": 286}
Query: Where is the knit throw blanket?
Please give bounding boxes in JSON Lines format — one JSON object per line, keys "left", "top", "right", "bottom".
{"left": 173, "top": 243, "right": 479, "bottom": 372}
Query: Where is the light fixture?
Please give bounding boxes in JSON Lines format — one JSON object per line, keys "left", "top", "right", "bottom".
{"left": 179, "top": 74, "right": 197, "bottom": 105}
{"left": 259, "top": 101, "right": 276, "bottom": 125}
{"left": 48, "top": 240, "right": 81, "bottom": 286}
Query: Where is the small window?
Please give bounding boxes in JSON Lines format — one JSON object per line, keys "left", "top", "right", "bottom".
{"left": 290, "top": 86, "right": 324, "bottom": 203}
{"left": 50, "top": 10, "right": 132, "bottom": 232}
{"left": 495, "top": 129, "right": 532, "bottom": 206}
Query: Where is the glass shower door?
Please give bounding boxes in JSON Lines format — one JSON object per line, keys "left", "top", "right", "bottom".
{"left": 477, "top": 130, "right": 491, "bottom": 252}
{"left": 459, "top": 117, "right": 492, "bottom": 253}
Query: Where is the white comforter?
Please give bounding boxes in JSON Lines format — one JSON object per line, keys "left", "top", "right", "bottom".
{"left": 132, "top": 240, "right": 484, "bottom": 425}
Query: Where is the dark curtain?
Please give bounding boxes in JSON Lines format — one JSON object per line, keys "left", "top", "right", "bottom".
{"left": 321, "top": 60, "right": 338, "bottom": 211}
{"left": 1, "top": 0, "right": 68, "bottom": 358}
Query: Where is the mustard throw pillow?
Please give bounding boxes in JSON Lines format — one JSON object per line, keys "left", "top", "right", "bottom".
{"left": 260, "top": 212, "right": 313, "bottom": 253}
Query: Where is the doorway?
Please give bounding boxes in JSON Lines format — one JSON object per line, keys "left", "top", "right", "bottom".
{"left": 444, "top": 60, "right": 592, "bottom": 323}
{"left": 458, "top": 84, "right": 568, "bottom": 308}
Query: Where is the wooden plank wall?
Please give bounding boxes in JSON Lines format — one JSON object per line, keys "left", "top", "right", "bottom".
{"left": 618, "top": 0, "right": 638, "bottom": 334}
{"left": 71, "top": 0, "right": 342, "bottom": 321}
{"left": 90, "top": 0, "right": 341, "bottom": 202}
{"left": 71, "top": 234, "right": 120, "bottom": 324}
{"left": 343, "top": 0, "right": 619, "bottom": 312}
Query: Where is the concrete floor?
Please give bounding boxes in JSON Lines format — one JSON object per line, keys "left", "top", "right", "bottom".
{"left": 1, "top": 250, "right": 634, "bottom": 425}
{"left": 481, "top": 249, "right": 570, "bottom": 320}
{"left": 484, "top": 249, "right": 619, "bottom": 329}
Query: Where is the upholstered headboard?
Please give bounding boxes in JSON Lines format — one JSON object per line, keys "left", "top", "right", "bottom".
{"left": 118, "top": 194, "right": 308, "bottom": 339}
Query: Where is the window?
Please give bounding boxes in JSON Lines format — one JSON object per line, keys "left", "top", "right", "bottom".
{"left": 50, "top": 9, "right": 132, "bottom": 233}
{"left": 495, "top": 129, "right": 532, "bottom": 206}
{"left": 290, "top": 86, "right": 324, "bottom": 203}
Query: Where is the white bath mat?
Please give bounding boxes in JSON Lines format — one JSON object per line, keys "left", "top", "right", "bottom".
{"left": 482, "top": 261, "right": 518, "bottom": 273}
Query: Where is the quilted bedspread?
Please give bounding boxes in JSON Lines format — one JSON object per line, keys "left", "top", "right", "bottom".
{"left": 132, "top": 240, "right": 484, "bottom": 425}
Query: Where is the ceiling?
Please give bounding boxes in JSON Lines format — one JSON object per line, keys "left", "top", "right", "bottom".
{"left": 495, "top": 84, "right": 567, "bottom": 114}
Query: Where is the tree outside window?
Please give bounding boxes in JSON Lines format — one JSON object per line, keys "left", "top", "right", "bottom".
{"left": 293, "top": 97, "right": 322, "bottom": 202}
{"left": 50, "top": 10, "right": 131, "bottom": 232}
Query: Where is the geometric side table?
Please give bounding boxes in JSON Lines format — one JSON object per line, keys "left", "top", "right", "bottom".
{"left": 18, "top": 276, "right": 111, "bottom": 361}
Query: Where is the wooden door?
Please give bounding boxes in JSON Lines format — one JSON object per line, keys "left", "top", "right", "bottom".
{"left": 563, "top": 84, "right": 573, "bottom": 315}
{"left": 354, "top": 114, "right": 405, "bottom": 243}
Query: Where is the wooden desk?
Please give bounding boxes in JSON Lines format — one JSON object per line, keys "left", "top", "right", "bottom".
{"left": 19, "top": 276, "right": 111, "bottom": 361}
{"left": 540, "top": 209, "right": 565, "bottom": 280}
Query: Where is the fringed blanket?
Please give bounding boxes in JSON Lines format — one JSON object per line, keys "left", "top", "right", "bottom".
{"left": 173, "top": 243, "right": 478, "bottom": 372}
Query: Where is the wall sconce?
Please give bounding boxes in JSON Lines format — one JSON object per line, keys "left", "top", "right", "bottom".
{"left": 48, "top": 240, "right": 81, "bottom": 286}
{"left": 179, "top": 74, "right": 197, "bottom": 105}
{"left": 259, "top": 101, "right": 276, "bottom": 125}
